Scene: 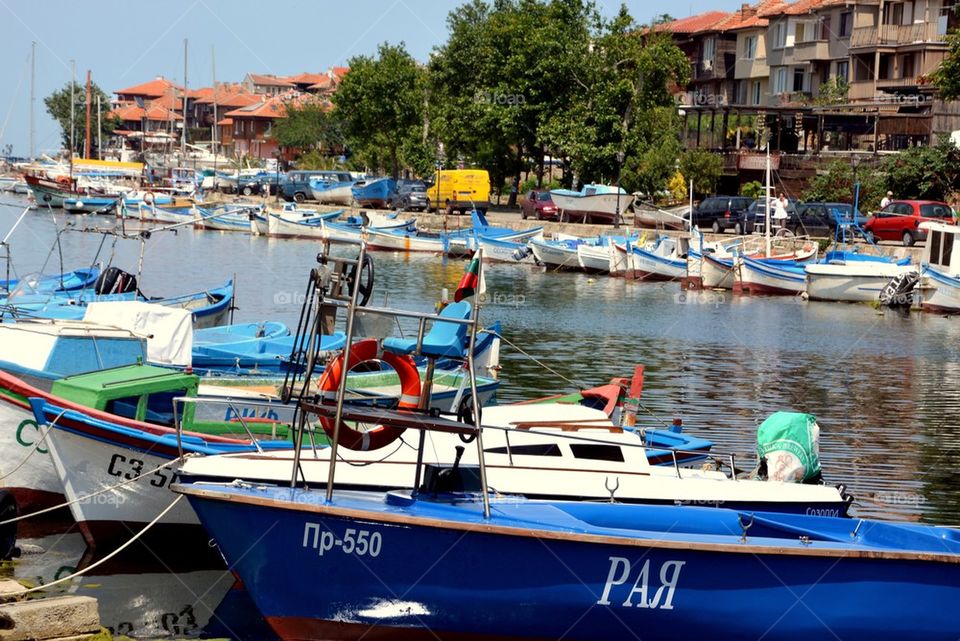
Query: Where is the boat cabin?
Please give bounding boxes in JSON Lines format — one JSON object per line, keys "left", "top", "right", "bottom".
{"left": 921, "top": 222, "right": 960, "bottom": 276}
{"left": 50, "top": 364, "right": 198, "bottom": 427}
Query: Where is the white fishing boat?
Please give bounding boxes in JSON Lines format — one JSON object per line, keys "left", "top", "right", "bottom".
{"left": 628, "top": 235, "right": 688, "bottom": 280}
{"left": 576, "top": 242, "right": 615, "bottom": 273}
{"left": 363, "top": 226, "right": 449, "bottom": 253}
{"left": 914, "top": 222, "right": 960, "bottom": 313}
{"left": 529, "top": 235, "right": 583, "bottom": 269}
{"left": 550, "top": 184, "right": 630, "bottom": 224}
{"left": 735, "top": 255, "right": 807, "bottom": 295}
{"left": 805, "top": 261, "right": 914, "bottom": 302}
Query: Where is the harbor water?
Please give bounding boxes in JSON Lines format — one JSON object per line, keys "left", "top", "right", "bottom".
{"left": 3, "top": 196, "right": 960, "bottom": 639}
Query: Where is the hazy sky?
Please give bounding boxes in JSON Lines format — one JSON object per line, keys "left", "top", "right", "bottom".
{"left": 0, "top": 0, "right": 745, "bottom": 157}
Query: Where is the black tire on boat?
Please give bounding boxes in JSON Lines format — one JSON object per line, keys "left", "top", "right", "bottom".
{"left": 0, "top": 491, "right": 18, "bottom": 561}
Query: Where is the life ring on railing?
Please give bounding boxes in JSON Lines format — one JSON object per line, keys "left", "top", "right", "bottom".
{"left": 143, "top": 191, "right": 155, "bottom": 205}
{"left": 317, "top": 339, "right": 421, "bottom": 451}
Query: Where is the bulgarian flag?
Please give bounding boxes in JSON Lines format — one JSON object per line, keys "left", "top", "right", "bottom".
{"left": 454, "top": 255, "right": 486, "bottom": 302}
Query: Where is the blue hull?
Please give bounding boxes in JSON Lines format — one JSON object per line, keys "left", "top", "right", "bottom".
{"left": 352, "top": 178, "right": 397, "bottom": 207}
{"left": 180, "top": 484, "right": 960, "bottom": 641}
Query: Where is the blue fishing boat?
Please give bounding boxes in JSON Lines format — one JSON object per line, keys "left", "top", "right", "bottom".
{"left": 176, "top": 477, "right": 960, "bottom": 641}
{"left": 308, "top": 172, "right": 355, "bottom": 206}
{"left": 351, "top": 177, "right": 397, "bottom": 208}
{"left": 62, "top": 195, "right": 121, "bottom": 214}
{"left": 0, "top": 268, "right": 99, "bottom": 295}
{"left": 3, "top": 280, "right": 234, "bottom": 329}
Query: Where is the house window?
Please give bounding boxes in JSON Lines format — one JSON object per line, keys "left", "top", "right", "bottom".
{"left": 821, "top": 15, "right": 831, "bottom": 40}
{"left": 901, "top": 53, "right": 916, "bottom": 78}
{"left": 793, "top": 68, "right": 806, "bottom": 92}
{"left": 774, "top": 22, "right": 787, "bottom": 48}
{"left": 744, "top": 35, "right": 757, "bottom": 59}
{"left": 774, "top": 68, "right": 789, "bottom": 93}
{"left": 752, "top": 81, "right": 762, "bottom": 105}
{"left": 837, "top": 61, "right": 849, "bottom": 81}
{"left": 839, "top": 12, "right": 852, "bottom": 37}
{"left": 796, "top": 22, "right": 806, "bottom": 43}
{"left": 703, "top": 37, "right": 716, "bottom": 63}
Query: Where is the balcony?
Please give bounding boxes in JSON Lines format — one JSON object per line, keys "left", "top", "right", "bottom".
{"left": 794, "top": 40, "right": 830, "bottom": 62}
{"left": 734, "top": 57, "right": 769, "bottom": 79}
{"left": 850, "top": 23, "right": 947, "bottom": 49}
{"left": 848, "top": 80, "right": 877, "bottom": 101}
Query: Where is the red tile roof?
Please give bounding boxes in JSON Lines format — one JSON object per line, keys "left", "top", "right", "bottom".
{"left": 110, "top": 102, "right": 182, "bottom": 122}
{"left": 724, "top": 0, "right": 790, "bottom": 31}
{"left": 330, "top": 66, "right": 349, "bottom": 80}
{"left": 247, "top": 74, "right": 295, "bottom": 87}
{"left": 115, "top": 77, "right": 183, "bottom": 98}
{"left": 217, "top": 117, "right": 233, "bottom": 126}
{"left": 657, "top": 11, "right": 733, "bottom": 34}
{"left": 286, "top": 72, "right": 328, "bottom": 85}
{"left": 780, "top": 0, "right": 829, "bottom": 15}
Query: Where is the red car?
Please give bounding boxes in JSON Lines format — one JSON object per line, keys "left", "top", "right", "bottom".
{"left": 864, "top": 200, "right": 956, "bottom": 246}
{"left": 521, "top": 189, "right": 559, "bottom": 220}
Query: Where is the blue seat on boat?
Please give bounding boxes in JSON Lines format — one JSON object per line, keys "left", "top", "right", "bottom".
{"left": 382, "top": 302, "right": 471, "bottom": 360}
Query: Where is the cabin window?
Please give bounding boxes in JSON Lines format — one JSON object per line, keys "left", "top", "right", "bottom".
{"left": 485, "top": 444, "right": 562, "bottom": 457}
{"left": 570, "top": 444, "right": 625, "bottom": 462}
{"left": 143, "top": 390, "right": 186, "bottom": 426}
{"left": 943, "top": 235, "right": 954, "bottom": 269}
{"left": 105, "top": 396, "right": 142, "bottom": 421}
{"left": 930, "top": 230, "right": 942, "bottom": 265}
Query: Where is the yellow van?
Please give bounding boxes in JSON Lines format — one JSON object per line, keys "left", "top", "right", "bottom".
{"left": 430, "top": 169, "right": 491, "bottom": 214}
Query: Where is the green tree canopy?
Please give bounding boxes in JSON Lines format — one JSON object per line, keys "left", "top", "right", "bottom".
{"left": 802, "top": 160, "right": 886, "bottom": 211}
{"left": 932, "top": 8, "right": 960, "bottom": 100}
{"left": 678, "top": 150, "right": 722, "bottom": 198}
{"left": 332, "top": 42, "right": 426, "bottom": 178}
{"left": 882, "top": 140, "right": 960, "bottom": 202}
{"left": 273, "top": 102, "right": 344, "bottom": 153}
{"left": 44, "top": 81, "right": 117, "bottom": 155}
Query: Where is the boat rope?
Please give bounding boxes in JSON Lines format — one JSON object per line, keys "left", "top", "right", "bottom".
{"left": 0, "top": 410, "right": 62, "bottom": 481}
{"left": 481, "top": 329, "right": 673, "bottom": 430}
{"left": 0, "top": 454, "right": 190, "bottom": 526}
{"left": 20, "top": 494, "right": 185, "bottom": 595}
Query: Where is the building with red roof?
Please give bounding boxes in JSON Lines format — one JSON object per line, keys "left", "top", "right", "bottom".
{"left": 242, "top": 73, "right": 296, "bottom": 96}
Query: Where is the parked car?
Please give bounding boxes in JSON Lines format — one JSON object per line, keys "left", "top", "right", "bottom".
{"left": 521, "top": 190, "right": 559, "bottom": 220}
{"left": 742, "top": 198, "right": 799, "bottom": 235}
{"left": 282, "top": 170, "right": 333, "bottom": 203}
{"left": 863, "top": 200, "right": 956, "bottom": 246}
{"left": 692, "top": 196, "right": 753, "bottom": 233}
{"left": 389, "top": 180, "right": 429, "bottom": 211}
{"left": 788, "top": 202, "right": 866, "bottom": 238}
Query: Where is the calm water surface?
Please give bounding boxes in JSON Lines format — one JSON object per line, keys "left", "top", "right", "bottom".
{"left": 3, "top": 196, "right": 960, "bottom": 638}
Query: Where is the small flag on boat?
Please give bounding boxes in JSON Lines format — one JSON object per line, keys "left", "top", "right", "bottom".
{"left": 454, "top": 255, "right": 485, "bottom": 302}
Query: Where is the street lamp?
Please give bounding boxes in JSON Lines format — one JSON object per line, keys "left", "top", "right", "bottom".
{"left": 275, "top": 148, "right": 282, "bottom": 204}
{"left": 615, "top": 149, "right": 625, "bottom": 229}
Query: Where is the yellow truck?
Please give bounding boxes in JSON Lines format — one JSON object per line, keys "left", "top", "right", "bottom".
{"left": 430, "top": 169, "right": 491, "bottom": 214}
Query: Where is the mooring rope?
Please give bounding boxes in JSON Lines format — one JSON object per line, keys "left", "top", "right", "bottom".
{"left": 0, "top": 410, "right": 63, "bottom": 482}
{"left": 20, "top": 494, "right": 185, "bottom": 594}
{"left": 0, "top": 454, "right": 189, "bottom": 526}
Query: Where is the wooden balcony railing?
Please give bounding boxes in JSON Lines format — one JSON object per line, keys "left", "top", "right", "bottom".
{"left": 851, "top": 23, "right": 946, "bottom": 48}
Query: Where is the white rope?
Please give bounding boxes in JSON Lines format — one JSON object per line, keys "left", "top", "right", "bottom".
{"left": 0, "top": 454, "right": 189, "bottom": 525}
{"left": 20, "top": 494, "right": 185, "bottom": 594}
{"left": 0, "top": 411, "right": 61, "bottom": 481}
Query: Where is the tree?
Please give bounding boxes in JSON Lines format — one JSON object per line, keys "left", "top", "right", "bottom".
{"left": 273, "top": 103, "right": 344, "bottom": 155}
{"left": 741, "top": 180, "right": 765, "bottom": 199}
{"left": 678, "top": 150, "right": 722, "bottom": 197}
{"left": 882, "top": 140, "right": 960, "bottom": 201}
{"left": 814, "top": 77, "right": 849, "bottom": 106}
{"left": 44, "top": 81, "right": 118, "bottom": 155}
{"left": 932, "top": 8, "right": 960, "bottom": 100}
{"left": 332, "top": 43, "right": 427, "bottom": 178}
{"left": 802, "top": 160, "right": 886, "bottom": 211}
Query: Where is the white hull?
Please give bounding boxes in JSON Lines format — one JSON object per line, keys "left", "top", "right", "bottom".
{"left": 250, "top": 214, "right": 269, "bottom": 235}
{"left": 364, "top": 228, "right": 446, "bottom": 253}
{"left": 45, "top": 427, "right": 198, "bottom": 534}
{"left": 180, "top": 404, "right": 846, "bottom": 513}
{"left": 310, "top": 185, "right": 353, "bottom": 205}
{"left": 736, "top": 259, "right": 806, "bottom": 295}
{"left": 922, "top": 269, "right": 960, "bottom": 312}
{"left": 805, "top": 263, "right": 912, "bottom": 302}
{"left": 0, "top": 395, "right": 63, "bottom": 509}
{"left": 630, "top": 243, "right": 687, "bottom": 280}
{"left": 267, "top": 213, "right": 330, "bottom": 239}
{"left": 550, "top": 192, "right": 630, "bottom": 221}
{"left": 701, "top": 254, "right": 735, "bottom": 288}
{"left": 530, "top": 240, "right": 580, "bottom": 269}
{"left": 576, "top": 244, "right": 613, "bottom": 273}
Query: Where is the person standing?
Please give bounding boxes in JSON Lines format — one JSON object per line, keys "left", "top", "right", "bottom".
{"left": 881, "top": 191, "right": 893, "bottom": 208}
{"left": 773, "top": 193, "right": 789, "bottom": 230}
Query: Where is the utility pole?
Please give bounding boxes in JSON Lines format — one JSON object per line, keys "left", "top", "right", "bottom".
{"left": 182, "top": 38, "right": 188, "bottom": 159}
{"left": 84, "top": 70, "right": 92, "bottom": 160}
{"left": 29, "top": 42, "right": 35, "bottom": 160}
{"left": 97, "top": 95, "right": 102, "bottom": 160}
{"left": 211, "top": 45, "right": 217, "bottom": 157}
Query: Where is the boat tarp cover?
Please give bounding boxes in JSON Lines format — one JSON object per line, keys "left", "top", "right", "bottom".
{"left": 83, "top": 301, "right": 193, "bottom": 367}
{"left": 756, "top": 411, "right": 821, "bottom": 482}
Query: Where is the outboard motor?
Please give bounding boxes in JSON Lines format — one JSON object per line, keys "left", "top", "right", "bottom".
{"left": 94, "top": 267, "right": 139, "bottom": 296}
{"left": 0, "top": 490, "right": 18, "bottom": 560}
{"left": 879, "top": 270, "right": 920, "bottom": 308}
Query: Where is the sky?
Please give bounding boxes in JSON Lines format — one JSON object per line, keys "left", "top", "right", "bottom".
{"left": 0, "top": 0, "right": 746, "bottom": 157}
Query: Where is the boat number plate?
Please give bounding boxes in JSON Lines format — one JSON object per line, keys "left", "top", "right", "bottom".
{"left": 302, "top": 523, "right": 383, "bottom": 558}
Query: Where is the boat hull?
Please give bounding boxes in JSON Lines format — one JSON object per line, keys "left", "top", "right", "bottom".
{"left": 921, "top": 268, "right": 960, "bottom": 313}
{"left": 576, "top": 244, "right": 612, "bottom": 273}
{"left": 805, "top": 264, "right": 912, "bottom": 303}
{"left": 735, "top": 257, "right": 806, "bottom": 296}
{"left": 310, "top": 184, "right": 353, "bottom": 206}
{"left": 550, "top": 193, "right": 629, "bottom": 224}
{"left": 701, "top": 253, "right": 735, "bottom": 289}
{"left": 630, "top": 246, "right": 685, "bottom": 281}
{"left": 0, "top": 391, "right": 64, "bottom": 511}
{"left": 529, "top": 240, "right": 580, "bottom": 269}
{"left": 182, "top": 486, "right": 960, "bottom": 641}
{"left": 364, "top": 228, "right": 447, "bottom": 253}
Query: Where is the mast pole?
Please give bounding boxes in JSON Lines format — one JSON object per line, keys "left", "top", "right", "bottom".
{"left": 69, "top": 60, "right": 75, "bottom": 183}
{"left": 29, "top": 42, "right": 35, "bottom": 160}
{"left": 764, "top": 139, "right": 771, "bottom": 258}
{"left": 182, "top": 38, "right": 188, "bottom": 159}
{"left": 85, "top": 70, "right": 92, "bottom": 160}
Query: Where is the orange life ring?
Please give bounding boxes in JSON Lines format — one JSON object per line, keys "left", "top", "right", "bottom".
{"left": 317, "top": 339, "right": 421, "bottom": 451}
{"left": 143, "top": 191, "right": 155, "bottom": 204}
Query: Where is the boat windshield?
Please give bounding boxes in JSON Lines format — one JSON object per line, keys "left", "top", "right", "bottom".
{"left": 5, "top": 273, "right": 60, "bottom": 303}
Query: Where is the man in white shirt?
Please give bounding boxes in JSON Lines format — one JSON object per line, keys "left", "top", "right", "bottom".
{"left": 773, "top": 193, "right": 789, "bottom": 230}
{"left": 880, "top": 191, "right": 893, "bottom": 208}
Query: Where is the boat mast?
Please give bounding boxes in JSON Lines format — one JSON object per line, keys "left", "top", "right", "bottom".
{"left": 69, "top": 60, "right": 75, "bottom": 183}
{"left": 29, "top": 42, "right": 35, "bottom": 160}
{"left": 96, "top": 95, "right": 102, "bottom": 160}
{"left": 181, "top": 38, "right": 188, "bottom": 160}
{"left": 84, "top": 70, "right": 92, "bottom": 160}
{"left": 764, "top": 136, "right": 772, "bottom": 258}
{"left": 212, "top": 46, "right": 217, "bottom": 176}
